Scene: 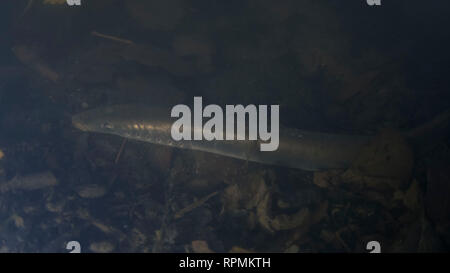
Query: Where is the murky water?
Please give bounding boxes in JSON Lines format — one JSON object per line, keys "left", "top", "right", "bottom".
{"left": 0, "top": 0, "right": 449, "bottom": 253}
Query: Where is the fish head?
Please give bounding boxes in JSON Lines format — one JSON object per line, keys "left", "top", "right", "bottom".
{"left": 72, "top": 105, "right": 130, "bottom": 134}
{"left": 72, "top": 104, "right": 170, "bottom": 137}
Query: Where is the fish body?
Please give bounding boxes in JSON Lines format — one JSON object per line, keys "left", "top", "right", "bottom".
{"left": 72, "top": 104, "right": 371, "bottom": 171}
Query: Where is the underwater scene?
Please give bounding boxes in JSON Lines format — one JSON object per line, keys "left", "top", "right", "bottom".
{"left": 0, "top": 0, "right": 449, "bottom": 253}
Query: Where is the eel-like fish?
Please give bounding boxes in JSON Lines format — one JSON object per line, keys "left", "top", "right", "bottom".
{"left": 72, "top": 104, "right": 449, "bottom": 171}
{"left": 72, "top": 104, "right": 372, "bottom": 171}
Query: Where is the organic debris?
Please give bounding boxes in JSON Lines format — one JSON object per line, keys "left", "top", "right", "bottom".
{"left": 89, "top": 241, "right": 115, "bottom": 253}
{"left": 175, "top": 191, "right": 218, "bottom": 219}
{"left": 1, "top": 0, "right": 448, "bottom": 253}
{"left": 191, "top": 240, "right": 214, "bottom": 253}
{"left": 43, "top": 0, "right": 66, "bottom": 4}
{"left": 76, "top": 184, "right": 107, "bottom": 199}
{"left": 12, "top": 45, "right": 59, "bottom": 82}
{"left": 0, "top": 171, "right": 58, "bottom": 193}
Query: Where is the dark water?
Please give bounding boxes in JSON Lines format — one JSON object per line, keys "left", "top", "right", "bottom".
{"left": 0, "top": 0, "right": 449, "bottom": 253}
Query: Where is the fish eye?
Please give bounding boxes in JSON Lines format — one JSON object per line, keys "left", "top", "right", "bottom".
{"left": 101, "top": 122, "right": 114, "bottom": 129}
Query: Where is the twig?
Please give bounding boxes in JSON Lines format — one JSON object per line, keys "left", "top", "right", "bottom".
{"left": 175, "top": 191, "right": 219, "bottom": 219}
{"left": 114, "top": 138, "right": 127, "bottom": 164}
{"left": 19, "top": 0, "right": 34, "bottom": 19}
{"left": 91, "top": 31, "right": 135, "bottom": 45}
{"left": 406, "top": 108, "right": 450, "bottom": 139}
